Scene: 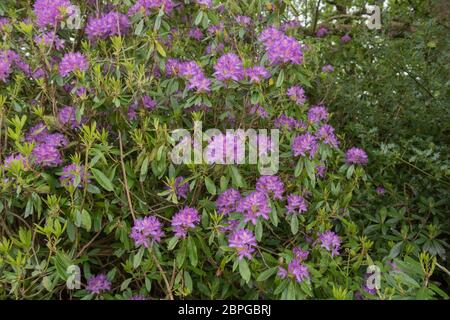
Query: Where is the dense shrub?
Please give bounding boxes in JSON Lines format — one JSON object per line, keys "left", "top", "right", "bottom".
{"left": 0, "top": 0, "right": 448, "bottom": 300}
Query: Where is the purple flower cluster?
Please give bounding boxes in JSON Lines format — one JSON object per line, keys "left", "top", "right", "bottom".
{"left": 286, "top": 194, "right": 308, "bottom": 215}
{"left": 130, "top": 216, "right": 165, "bottom": 247}
{"left": 171, "top": 207, "right": 200, "bottom": 238}
{"left": 59, "top": 52, "right": 89, "bottom": 77}
{"left": 59, "top": 163, "right": 89, "bottom": 187}
{"left": 216, "top": 188, "right": 242, "bottom": 215}
{"left": 345, "top": 147, "right": 368, "bottom": 165}
{"left": 318, "top": 230, "right": 341, "bottom": 256}
{"left": 57, "top": 106, "right": 82, "bottom": 128}
{"left": 85, "top": 11, "right": 130, "bottom": 41}
{"left": 250, "top": 104, "right": 269, "bottom": 119}
{"left": 236, "top": 15, "right": 251, "bottom": 26}
{"left": 204, "top": 132, "right": 246, "bottom": 164}
{"left": 214, "top": 53, "right": 245, "bottom": 82}
{"left": 0, "top": 49, "right": 28, "bottom": 82}
{"left": 245, "top": 66, "right": 271, "bottom": 83}
{"left": 34, "top": 32, "right": 65, "bottom": 49}
{"left": 86, "top": 274, "right": 111, "bottom": 294}
{"left": 228, "top": 229, "right": 257, "bottom": 260}
{"left": 274, "top": 115, "right": 305, "bottom": 130}
{"left": 188, "top": 28, "right": 203, "bottom": 40}
{"left": 26, "top": 123, "right": 68, "bottom": 167}
{"left": 278, "top": 247, "right": 310, "bottom": 283}
{"left": 322, "top": 64, "right": 334, "bottom": 73}
{"left": 33, "top": 0, "right": 74, "bottom": 28}
{"left": 316, "top": 124, "right": 339, "bottom": 148}
{"left": 237, "top": 191, "right": 271, "bottom": 225}
{"left": 308, "top": 105, "right": 329, "bottom": 123}
{"left": 341, "top": 34, "right": 352, "bottom": 43}
{"left": 316, "top": 27, "right": 328, "bottom": 38}
{"left": 292, "top": 133, "right": 318, "bottom": 159}
{"left": 171, "top": 176, "right": 189, "bottom": 199}
{"left": 128, "top": 0, "right": 175, "bottom": 16}
{"left": 176, "top": 60, "right": 211, "bottom": 92}
{"left": 195, "top": 0, "right": 212, "bottom": 8}
{"left": 3, "top": 154, "right": 29, "bottom": 170}
{"left": 258, "top": 27, "right": 303, "bottom": 65}
{"left": 256, "top": 175, "right": 284, "bottom": 200}
{"left": 287, "top": 85, "right": 307, "bottom": 105}
{"left": 376, "top": 186, "right": 386, "bottom": 195}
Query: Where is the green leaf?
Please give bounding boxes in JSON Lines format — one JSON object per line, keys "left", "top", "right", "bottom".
{"left": 167, "top": 236, "right": 179, "bottom": 251}
{"left": 204, "top": 176, "right": 216, "bottom": 195}
{"left": 184, "top": 271, "right": 193, "bottom": 293}
{"left": 133, "top": 247, "right": 145, "bottom": 269}
{"left": 255, "top": 219, "right": 263, "bottom": 241}
{"left": 290, "top": 215, "right": 299, "bottom": 235}
{"left": 81, "top": 209, "right": 92, "bottom": 231}
{"left": 276, "top": 69, "right": 285, "bottom": 87}
{"left": 195, "top": 11, "right": 203, "bottom": 25}
{"left": 140, "top": 156, "right": 149, "bottom": 182}
{"left": 187, "top": 237, "right": 198, "bottom": 267}
{"left": 91, "top": 168, "right": 114, "bottom": 192}
{"left": 256, "top": 267, "right": 277, "bottom": 282}
{"left": 239, "top": 259, "right": 251, "bottom": 283}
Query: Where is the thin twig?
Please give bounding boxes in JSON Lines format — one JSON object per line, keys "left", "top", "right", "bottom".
{"left": 118, "top": 131, "right": 136, "bottom": 221}
{"left": 149, "top": 249, "right": 174, "bottom": 300}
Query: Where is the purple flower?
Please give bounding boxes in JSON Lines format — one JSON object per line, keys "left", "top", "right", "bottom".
{"left": 341, "top": 34, "right": 352, "bottom": 43}
{"left": 286, "top": 194, "right": 308, "bottom": 214}
{"left": 345, "top": 147, "right": 368, "bottom": 165}
{"left": 237, "top": 191, "right": 271, "bottom": 225}
{"left": 59, "top": 52, "right": 89, "bottom": 77}
{"left": 195, "top": 0, "right": 212, "bottom": 7}
{"left": 287, "top": 86, "right": 307, "bottom": 105}
{"left": 31, "top": 143, "right": 63, "bottom": 167}
{"left": 188, "top": 27, "right": 203, "bottom": 40}
{"left": 228, "top": 229, "right": 257, "bottom": 260}
{"left": 214, "top": 53, "right": 245, "bottom": 82}
{"left": 128, "top": 0, "right": 175, "bottom": 16}
{"left": 128, "top": 102, "right": 138, "bottom": 120}
{"left": 130, "top": 216, "right": 165, "bottom": 247}
{"left": 142, "top": 95, "right": 156, "bottom": 110}
{"left": 57, "top": 106, "right": 82, "bottom": 128}
{"left": 34, "top": 32, "right": 65, "bottom": 49}
{"left": 322, "top": 64, "right": 334, "bottom": 73}
{"left": 259, "top": 27, "right": 303, "bottom": 65}
{"left": 25, "top": 123, "right": 49, "bottom": 144}
{"left": 274, "top": 115, "right": 305, "bottom": 130}
{"left": 278, "top": 247, "right": 310, "bottom": 283}
{"left": 178, "top": 61, "right": 210, "bottom": 92}
{"left": 318, "top": 230, "right": 341, "bottom": 256}
{"left": 376, "top": 186, "right": 386, "bottom": 195}
{"left": 316, "top": 27, "right": 328, "bottom": 38}
{"left": 250, "top": 104, "right": 269, "bottom": 119}
{"left": 216, "top": 188, "right": 242, "bottom": 215}
{"left": 316, "top": 165, "right": 326, "bottom": 178}
{"left": 293, "top": 247, "right": 309, "bottom": 261}
{"left": 60, "top": 163, "right": 89, "bottom": 187}
{"left": 207, "top": 23, "right": 224, "bottom": 35}
{"left": 256, "top": 175, "right": 285, "bottom": 200}
{"left": 204, "top": 132, "right": 246, "bottom": 164}
{"left": 86, "top": 274, "right": 111, "bottom": 294}
{"left": 292, "top": 133, "right": 318, "bottom": 159}
{"left": 245, "top": 66, "right": 271, "bottom": 83}
{"left": 236, "top": 15, "right": 251, "bottom": 26}
{"left": 33, "top": 0, "right": 75, "bottom": 28}
{"left": 85, "top": 11, "right": 130, "bottom": 41}
{"left": 0, "top": 17, "right": 9, "bottom": 31}
{"left": 0, "top": 50, "right": 21, "bottom": 82}
{"left": 171, "top": 207, "right": 200, "bottom": 238}
{"left": 168, "top": 176, "right": 189, "bottom": 200}
{"left": 165, "top": 58, "right": 180, "bottom": 76}
{"left": 3, "top": 154, "right": 29, "bottom": 170}
{"left": 308, "top": 105, "right": 329, "bottom": 123}
{"left": 316, "top": 124, "right": 339, "bottom": 148}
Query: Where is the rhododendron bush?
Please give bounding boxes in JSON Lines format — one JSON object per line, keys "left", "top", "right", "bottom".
{"left": 0, "top": 0, "right": 448, "bottom": 300}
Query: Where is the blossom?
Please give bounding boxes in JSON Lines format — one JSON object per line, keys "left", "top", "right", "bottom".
{"left": 316, "top": 27, "right": 328, "bottom": 37}
{"left": 376, "top": 186, "right": 386, "bottom": 195}
{"left": 318, "top": 230, "right": 341, "bottom": 256}
{"left": 195, "top": 0, "right": 212, "bottom": 7}
{"left": 188, "top": 27, "right": 203, "bottom": 40}
{"left": 228, "top": 229, "right": 257, "bottom": 260}
{"left": 245, "top": 66, "right": 270, "bottom": 83}
{"left": 142, "top": 95, "right": 156, "bottom": 110}
{"left": 0, "top": 50, "right": 21, "bottom": 82}
{"left": 85, "top": 11, "right": 130, "bottom": 41}
{"left": 287, "top": 86, "right": 307, "bottom": 105}
{"left": 308, "top": 105, "right": 329, "bottom": 123}
{"left": 3, "top": 154, "right": 29, "bottom": 170}
{"left": 33, "top": 0, "right": 75, "bottom": 28}
{"left": 204, "top": 132, "right": 246, "bottom": 164}
{"left": 60, "top": 163, "right": 89, "bottom": 187}
{"left": 278, "top": 247, "right": 310, "bottom": 283}
{"left": 341, "top": 34, "right": 352, "bottom": 43}
{"left": 178, "top": 61, "right": 210, "bottom": 92}
{"left": 86, "top": 274, "right": 111, "bottom": 294}
{"left": 237, "top": 191, "right": 271, "bottom": 225}
{"left": 316, "top": 124, "right": 339, "bottom": 148}
{"left": 258, "top": 27, "right": 303, "bottom": 65}
{"left": 25, "top": 123, "right": 49, "bottom": 143}
{"left": 207, "top": 23, "right": 224, "bottom": 35}
{"left": 168, "top": 176, "right": 189, "bottom": 200}
{"left": 274, "top": 115, "right": 305, "bottom": 130}
{"left": 128, "top": 0, "right": 175, "bottom": 16}
{"left": 322, "top": 64, "right": 334, "bottom": 73}
{"left": 293, "top": 247, "right": 309, "bottom": 261}
{"left": 216, "top": 188, "right": 242, "bottom": 215}
{"left": 256, "top": 175, "right": 284, "bottom": 200}
{"left": 57, "top": 106, "right": 82, "bottom": 128}
{"left": 292, "top": 133, "right": 318, "bottom": 159}
{"left": 31, "top": 143, "right": 63, "bottom": 167}
{"left": 345, "top": 147, "right": 368, "bottom": 165}
{"left": 214, "top": 53, "right": 245, "bottom": 82}
{"left": 34, "top": 32, "right": 65, "bottom": 49}
{"left": 316, "top": 165, "right": 326, "bottom": 178}
{"left": 250, "top": 104, "right": 269, "bottom": 119}
{"left": 171, "top": 207, "right": 200, "bottom": 238}
{"left": 59, "top": 52, "right": 89, "bottom": 77}
{"left": 286, "top": 194, "right": 308, "bottom": 214}
{"left": 130, "top": 216, "right": 165, "bottom": 247}
{"left": 236, "top": 15, "right": 251, "bottom": 26}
